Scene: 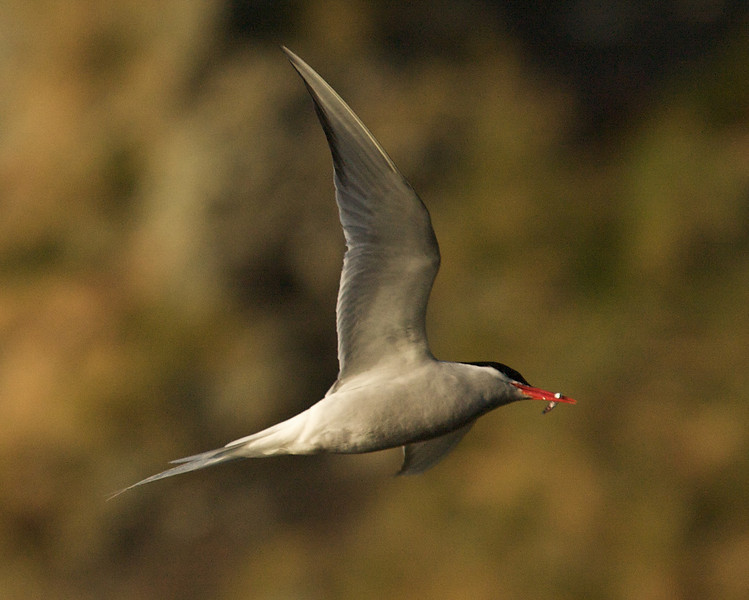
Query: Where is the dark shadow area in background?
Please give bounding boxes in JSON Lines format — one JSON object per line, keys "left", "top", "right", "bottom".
{"left": 224, "top": 0, "right": 748, "bottom": 140}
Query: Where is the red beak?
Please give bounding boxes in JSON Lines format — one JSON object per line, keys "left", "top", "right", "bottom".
{"left": 511, "top": 382, "right": 577, "bottom": 414}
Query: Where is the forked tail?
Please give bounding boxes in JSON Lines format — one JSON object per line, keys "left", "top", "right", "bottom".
{"left": 107, "top": 446, "right": 242, "bottom": 500}
{"left": 108, "top": 414, "right": 310, "bottom": 499}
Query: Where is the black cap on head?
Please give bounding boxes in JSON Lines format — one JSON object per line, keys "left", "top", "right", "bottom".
{"left": 464, "top": 361, "right": 530, "bottom": 385}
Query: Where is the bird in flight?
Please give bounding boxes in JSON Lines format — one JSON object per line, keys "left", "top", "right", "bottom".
{"left": 112, "top": 47, "right": 575, "bottom": 497}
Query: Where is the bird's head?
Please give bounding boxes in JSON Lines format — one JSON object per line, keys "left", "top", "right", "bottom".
{"left": 469, "top": 361, "right": 577, "bottom": 414}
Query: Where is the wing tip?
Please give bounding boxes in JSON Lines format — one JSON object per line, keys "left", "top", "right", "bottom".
{"left": 281, "top": 45, "right": 296, "bottom": 62}
{"left": 281, "top": 45, "right": 310, "bottom": 77}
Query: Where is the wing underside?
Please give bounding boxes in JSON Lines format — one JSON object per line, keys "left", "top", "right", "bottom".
{"left": 398, "top": 421, "right": 475, "bottom": 475}
{"left": 284, "top": 48, "right": 441, "bottom": 380}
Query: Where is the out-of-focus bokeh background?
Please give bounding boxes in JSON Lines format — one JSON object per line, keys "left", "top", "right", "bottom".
{"left": 2, "top": 1, "right": 748, "bottom": 598}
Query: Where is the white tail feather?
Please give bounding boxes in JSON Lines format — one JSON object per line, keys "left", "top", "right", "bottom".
{"left": 108, "top": 412, "right": 312, "bottom": 500}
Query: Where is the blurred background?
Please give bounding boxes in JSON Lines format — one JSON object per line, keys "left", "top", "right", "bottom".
{"left": 2, "top": 1, "right": 748, "bottom": 598}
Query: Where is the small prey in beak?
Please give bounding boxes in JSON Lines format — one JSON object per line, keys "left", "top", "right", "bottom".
{"left": 511, "top": 383, "right": 577, "bottom": 414}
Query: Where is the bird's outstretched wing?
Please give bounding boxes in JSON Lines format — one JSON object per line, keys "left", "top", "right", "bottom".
{"left": 284, "top": 47, "right": 440, "bottom": 380}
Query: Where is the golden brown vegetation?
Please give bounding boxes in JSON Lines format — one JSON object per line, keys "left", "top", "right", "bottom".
{"left": 1, "top": 2, "right": 747, "bottom": 599}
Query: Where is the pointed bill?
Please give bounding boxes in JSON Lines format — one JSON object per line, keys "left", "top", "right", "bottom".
{"left": 511, "top": 382, "right": 577, "bottom": 414}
